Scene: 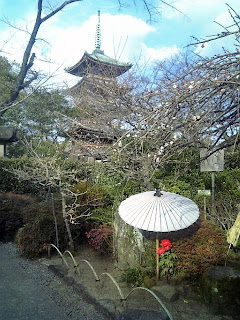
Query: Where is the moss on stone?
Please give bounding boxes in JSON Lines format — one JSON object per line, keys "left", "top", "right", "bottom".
{"left": 141, "top": 239, "right": 155, "bottom": 267}
{"left": 196, "top": 266, "right": 240, "bottom": 317}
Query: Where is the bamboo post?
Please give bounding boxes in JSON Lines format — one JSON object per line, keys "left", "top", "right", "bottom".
{"left": 211, "top": 171, "right": 216, "bottom": 214}
{"left": 156, "top": 233, "right": 159, "bottom": 280}
{"left": 51, "top": 192, "right": 59, "bottom": 248}
{"left": 203, "top": 196, "right": 207, "bottom": 220}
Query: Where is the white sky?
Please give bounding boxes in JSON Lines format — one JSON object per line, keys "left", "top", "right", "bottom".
{"left": 0, "top": 0, "right": 239, "bottom": 87}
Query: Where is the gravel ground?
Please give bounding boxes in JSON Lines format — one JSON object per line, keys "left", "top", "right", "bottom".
{"left": 0, "top": 242, "right": 110, "bottom": 320}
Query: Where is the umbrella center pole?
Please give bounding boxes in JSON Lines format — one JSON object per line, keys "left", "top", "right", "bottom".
{"left": 156, "top": 233, "right": 159, "bottom": 280}
{"left": 154, "top": 189, "right": 162, "bottom": 197}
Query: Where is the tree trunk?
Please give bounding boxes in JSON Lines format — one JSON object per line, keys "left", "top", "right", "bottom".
{"left": 51, "top": 192, "right": 59, "bottom": 248}
{"left": 61, "top": 191, "right": 74, "bottom": 249}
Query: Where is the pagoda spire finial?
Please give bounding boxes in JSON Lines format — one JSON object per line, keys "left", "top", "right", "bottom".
{"left": 95, "top": 10, "right": 101, "bottom": 50}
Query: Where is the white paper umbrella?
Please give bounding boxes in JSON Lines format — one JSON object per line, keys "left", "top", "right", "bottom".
{"left": 118, "top": 190, "right": 199, "bottom": 279}
{"left": 119, "top": 190, "right": 199, "bottom": 233}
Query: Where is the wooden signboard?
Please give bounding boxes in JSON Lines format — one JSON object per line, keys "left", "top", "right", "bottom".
{"left": 198, "top": 190, "right": 211, "bottom": 196}
{"left": 200, "top": 149, "right": 224, "bottom": 172}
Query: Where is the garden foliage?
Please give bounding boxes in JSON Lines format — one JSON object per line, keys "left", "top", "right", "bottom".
{"left": 173, "top": 220, "right": 228, "bottom": 278}
{"left": 157, "top": 239, "right": 177, "bottom": 279}
{"left": 0, "top": 192, "right": 68, "bottom": 256}
{"left": 0, "top": 147, "right": 238, "bottom": 263}
{"left": 17, "top": 216, "right": 66, "bottom": 256}
{"left": 85, "top": 224, "right": 113, "bottom": 254}
{"left": 16, "top": 202, "right": 68, "bottom": 256}
{"left": 120, "top": 266, "right": 154, "bottom": 287}
{"left": 152, "top": 149, "right": 240, "bottom": 229}
{"left": 0, "top": 193, "right": 33, "bottom": 241}
{"left": 0, "top": 159, "right": 40, "bottom": 195}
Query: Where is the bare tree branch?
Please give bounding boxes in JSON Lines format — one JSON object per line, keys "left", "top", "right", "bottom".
{"left": 0, "top": 0, "right": 82, "bottom": 118}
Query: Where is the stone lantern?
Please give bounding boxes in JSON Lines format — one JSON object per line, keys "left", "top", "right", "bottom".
{"left": 0, "top": 126, "right": 18, "bottom": 157}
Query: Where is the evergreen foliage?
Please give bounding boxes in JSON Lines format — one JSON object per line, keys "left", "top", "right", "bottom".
{"left": 0, "top": 158, "right": 40, "bottom": 195}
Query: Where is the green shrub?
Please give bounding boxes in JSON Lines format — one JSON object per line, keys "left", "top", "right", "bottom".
{"left": 224, "top": 146, "right": 240, "bottom": 170}
{"left": 17, "top": 203, "right": 68, "bottom": 257}
{"left": 153, "top": 164, "right": 240, "bottom": 230}
{"left": 121, "top": 267, "right": 154, "bottom": 287}
{"left": 18, "top": 216, "right": 53, "bottom": 256}
{"left": 86, "top": 207, "right": 113, "bottom": 226}
{"left": 214, "top": 169, "right": 240, "bottom": 202}
{"left": 71, "top": 179, "right": 119, "bottom": 228}
{"left": 0, "top": 192, "right": 87, "bottom": 256}
{"left": 158, "top": 250, "right": 178, "bottom": 279}
{"left": 0, "top": 159, "right": 40, "bottom": 195}
{"left": 71, "top": 180, "right": 106, "bottom": 217}
{"left": 163, "top": 180, "right": 192, "bottom": 198}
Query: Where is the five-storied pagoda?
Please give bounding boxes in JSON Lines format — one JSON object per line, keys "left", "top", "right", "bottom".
{"left": 65, "top": 11, "right": 132, "bottom": 160}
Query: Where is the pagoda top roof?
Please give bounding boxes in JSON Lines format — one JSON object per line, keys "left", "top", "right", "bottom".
{"left": 66, "top": 10, "right": 132, "bottom": 78}
{"left": 65, "top": 49, "right": 132, "bottom": 78}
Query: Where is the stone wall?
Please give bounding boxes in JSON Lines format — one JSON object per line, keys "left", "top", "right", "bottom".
{"left": 114, "top": 211, "right": 143, "bottom": 268}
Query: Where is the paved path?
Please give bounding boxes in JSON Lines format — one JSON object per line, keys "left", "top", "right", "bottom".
{"left": 0, "top": 243, "right": 72, "bottom": 320}
{"left": 0, "top": 243, "right": 108, "bottom": 320}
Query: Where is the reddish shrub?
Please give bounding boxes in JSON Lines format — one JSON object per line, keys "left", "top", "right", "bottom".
{"left": 0, "top": 193, "right": 34, "bottom": 241}
{"left": 17, "top": 209, "right": 67, "bottom": 257}
{"left": 173, "top": 220, "right": 227, "bottom": 278}
{"left": 86, "top": 224, "right": 113, "bottom": 254}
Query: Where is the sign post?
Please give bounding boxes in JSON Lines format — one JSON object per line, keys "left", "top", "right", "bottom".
{"left": 200, "top": 149, "right": 224, "bottom": 214}
{"left": 198, "top": 190, "right": 211, "bottom": 220}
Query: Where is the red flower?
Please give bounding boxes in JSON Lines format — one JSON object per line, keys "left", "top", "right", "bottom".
{"left": 157, "top": 247, "right": 165, "bottom": 256}
{"left": 161, "top": 239, "right": 172, "bottom": 251}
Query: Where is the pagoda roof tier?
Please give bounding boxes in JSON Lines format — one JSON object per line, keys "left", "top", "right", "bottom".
{"left": 66, "top": 49, "right": 132, "bottom": 78}
{"left": 68, "top": 119, "right": 117, "bottom": 144}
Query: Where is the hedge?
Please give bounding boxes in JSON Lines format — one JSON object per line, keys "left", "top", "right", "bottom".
{"left": 0, "top": 158, "right": 40, "bottom": 195}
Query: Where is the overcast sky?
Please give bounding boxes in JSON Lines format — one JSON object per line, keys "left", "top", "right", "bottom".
{"left": 0, "top": 0, "right": 238, "bottom": 87}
